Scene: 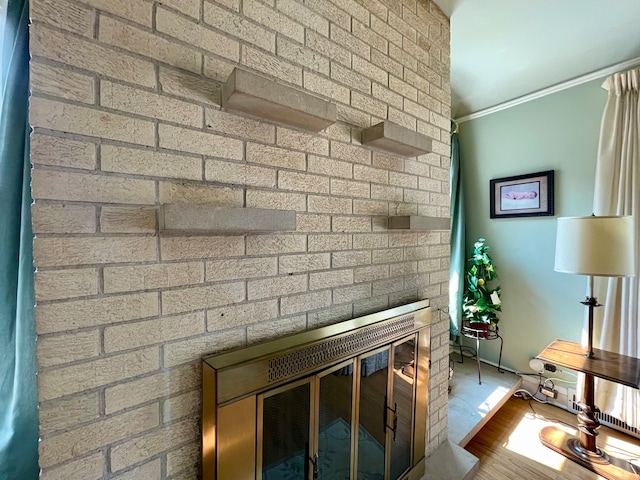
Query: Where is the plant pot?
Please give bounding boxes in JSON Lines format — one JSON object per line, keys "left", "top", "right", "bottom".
{"left": 461, "top": 320, "right": 499, "bottom": 340}
{"left": 468, "top": 322, "right": 489, "bottom": 339}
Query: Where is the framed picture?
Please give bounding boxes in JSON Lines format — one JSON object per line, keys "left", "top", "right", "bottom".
{"left": 490, "top": 170, "right": 554, "bottom": 219}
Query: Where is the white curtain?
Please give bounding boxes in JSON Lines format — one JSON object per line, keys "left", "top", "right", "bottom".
{"left": 592, "top": 67, "right": 639, "bottom": 429}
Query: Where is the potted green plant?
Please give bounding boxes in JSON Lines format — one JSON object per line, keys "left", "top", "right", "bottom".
{"left": 462, "top": 238, "right": 501, "bottom": 337}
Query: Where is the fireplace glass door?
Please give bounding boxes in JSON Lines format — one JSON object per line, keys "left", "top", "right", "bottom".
{"left": 256, "top": 334, "right": 421, "bottom": 480}
{"left": 260, "top": 379, "right": 312, "bottom": 480}
{"left": 357, "top": 347, "right": 389, "bottom": 479}
{"left": 317, "top": 360, "right": 354, "bottom": 479}
{"left": 389, "top": 336, "right": 416, "bottom": 480}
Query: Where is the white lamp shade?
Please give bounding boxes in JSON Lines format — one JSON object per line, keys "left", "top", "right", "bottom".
{"left": 555, "top": 216, "right": 636, "bottom": 277}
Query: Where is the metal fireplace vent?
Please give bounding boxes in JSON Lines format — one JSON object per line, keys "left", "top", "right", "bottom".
{"left": 268, "top": 314, "right": 415, "bottom": 382}
{"left": 206, "top": 301, "right": 431, "bottom": 405}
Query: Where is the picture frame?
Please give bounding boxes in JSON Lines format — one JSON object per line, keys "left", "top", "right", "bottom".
{"left": 490, "top": 170, "right": 554, "bottom": 219}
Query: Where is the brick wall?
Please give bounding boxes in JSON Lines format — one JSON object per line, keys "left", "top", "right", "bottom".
{"left": 29, "top": 0, "right": 451, "bottom": 478}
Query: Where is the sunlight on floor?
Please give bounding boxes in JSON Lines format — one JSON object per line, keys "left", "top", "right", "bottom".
{"left": 599, "top": 432, "right": 640, "bottom": 463}
{"left": 504, "top": 407, "right": 640, "bottom": 474}
{"left": 505, "top": 410, "right": 574, "bottom": 471}
{"left": 477, "top": 386, "right": 510, "bottom": 415}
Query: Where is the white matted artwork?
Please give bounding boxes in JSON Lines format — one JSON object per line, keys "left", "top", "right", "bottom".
{"left": 490, "top": 170, "right": 554, "bottom": 218}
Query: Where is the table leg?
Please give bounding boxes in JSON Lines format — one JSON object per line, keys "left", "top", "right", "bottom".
{"left": 539, "top": 372, "right": 639, "bottom": 479}
{"left": 574, "top": 373, "right": 599, "bottom": 454}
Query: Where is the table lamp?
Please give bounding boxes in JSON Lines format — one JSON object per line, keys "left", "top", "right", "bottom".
{"left": 540, "top": 214, "right": 637, "bottom": 479}
{"left": 554, "top": 215, "right": 635, "bottom": 357}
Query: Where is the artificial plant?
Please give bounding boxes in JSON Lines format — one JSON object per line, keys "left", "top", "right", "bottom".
{"left": 462, "top": 238, "right": 502, "bottom": 325}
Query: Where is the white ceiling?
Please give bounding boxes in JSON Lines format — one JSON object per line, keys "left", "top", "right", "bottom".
{"left": 433, "top": 0, "right": 640, "bottom": 118}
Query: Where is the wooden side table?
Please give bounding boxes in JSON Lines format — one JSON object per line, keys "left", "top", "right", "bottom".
{"left": 537, "top": 339, "right": 640, "bottom": 480}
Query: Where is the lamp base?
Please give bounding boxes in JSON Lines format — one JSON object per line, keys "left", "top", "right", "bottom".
{"left": 540, "top": 426, "right": 640, "bottom": 480}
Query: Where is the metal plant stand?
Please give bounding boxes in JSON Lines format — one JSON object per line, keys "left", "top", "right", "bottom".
{"left": 459, "top": 320, "right": 503, "bottom": 384}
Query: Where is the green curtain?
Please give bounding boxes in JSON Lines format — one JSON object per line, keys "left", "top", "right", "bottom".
{"left": 449, "top": 121, "right": 465, "bottom": 337}
{"left": 0, "top": 0, "right": 38, "bottom": 478}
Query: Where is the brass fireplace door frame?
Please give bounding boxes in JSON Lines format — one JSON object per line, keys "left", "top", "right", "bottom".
{"left": 203, "top": 299, "right": 432, "bottom": 480}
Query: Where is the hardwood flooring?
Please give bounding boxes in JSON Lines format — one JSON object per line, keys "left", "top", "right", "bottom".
{"left": 465, "top": 396, "right": 640, "bottom": 480}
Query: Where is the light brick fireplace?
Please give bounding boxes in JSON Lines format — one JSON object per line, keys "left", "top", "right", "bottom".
{"left": 29, "top": 0, "right": 451, "bottom": 478}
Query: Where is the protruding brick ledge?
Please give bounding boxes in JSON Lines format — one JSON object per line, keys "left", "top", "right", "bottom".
{"left": 159, "top": 204, "right": 296, "bottom": 234}
{"left": 222, "top": 68, "right": 337, "bottom": 133}
{"left": 362, "top": 121, "right": 433, "bottom": 157}
{"left": 388, "top": 215, "right": 449, "bottom": 231}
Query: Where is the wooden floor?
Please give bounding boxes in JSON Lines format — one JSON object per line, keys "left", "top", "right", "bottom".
{"left": 465, "top": 396, "right": 640, "bottom": 480}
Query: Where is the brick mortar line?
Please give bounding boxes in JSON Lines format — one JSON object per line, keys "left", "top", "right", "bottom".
{"left": 31, "top": 95, "right": 445, "bottom": 166}
{"left": 30, "top": 26, "right": 445, "bottom": 123}
{"left": 43, "top": 418, "right": 197, "bottom": 475}
{"left": 31, "top": 112, "right": 442, "bottom": 169}
{"left": 35, "top": 275, "right": 445, "bottom": 321}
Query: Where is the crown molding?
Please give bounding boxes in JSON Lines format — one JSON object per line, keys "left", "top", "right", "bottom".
{"left": 456, "top": 56, "right": 640, "bottom": 124}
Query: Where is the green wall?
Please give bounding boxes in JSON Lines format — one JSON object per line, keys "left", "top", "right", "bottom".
{"left": 458, "top": 78, "right": 607, "bottom": 379}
